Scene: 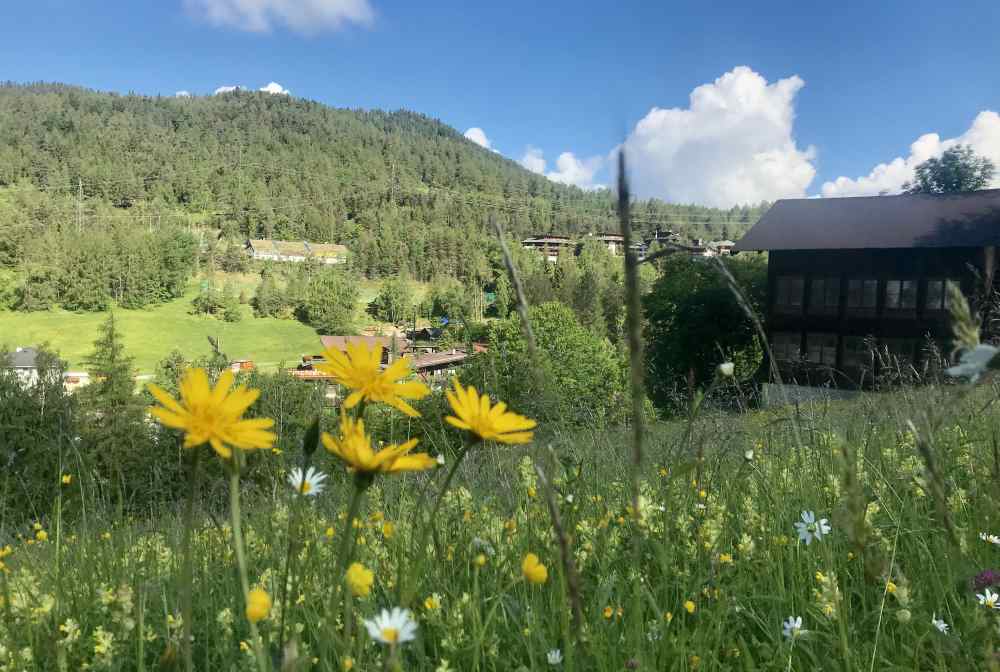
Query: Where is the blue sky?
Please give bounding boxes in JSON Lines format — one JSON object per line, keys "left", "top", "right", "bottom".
{"left": 3, "top": 0, "right": 1000, "bottom": 206}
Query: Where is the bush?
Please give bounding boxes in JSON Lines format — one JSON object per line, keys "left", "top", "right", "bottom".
{"left": 462, "top": 302, "right": 626, "bottom": 427}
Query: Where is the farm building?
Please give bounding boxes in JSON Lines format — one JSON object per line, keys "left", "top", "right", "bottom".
{"left": 521, "top": 235, "right": 575, "bottom": 262}
{"left": 734, "top": 189, "right": 1000, "bottom": 388}
{"left": 247, "top": 239, "right": 348, "bottom": 265}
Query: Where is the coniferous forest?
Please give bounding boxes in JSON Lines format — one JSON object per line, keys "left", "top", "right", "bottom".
{"left": 0, "top": 82, "right": 767, "bottom": 314}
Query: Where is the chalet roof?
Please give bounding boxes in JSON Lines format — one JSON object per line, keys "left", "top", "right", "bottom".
{"left": 734, "top": 189, "right": 1000, "bottom": 252}
{"left": 411, "top": 349, "right": 469, "bottom": 370}
{"left": 6, "top": 347, "right": 39, "bottom": 369}
{"left": 319, "top": 335, "right": 411, "bottom": 352}
{"left": 522, "top": 236, "right": 574, "bottom": 244}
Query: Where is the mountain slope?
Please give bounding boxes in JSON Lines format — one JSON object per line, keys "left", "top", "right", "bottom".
{"left": 0, "top": 83, "right": 765, "bottom": 280}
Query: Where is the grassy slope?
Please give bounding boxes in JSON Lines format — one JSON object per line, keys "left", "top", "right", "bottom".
{"left": 0, "top": 287, "right": 321, "bottom": 374}
{"left": 0, "top": 275, "right": 430, "bottom": 373}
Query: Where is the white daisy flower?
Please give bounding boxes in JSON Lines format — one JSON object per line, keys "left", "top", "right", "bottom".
{"left": 946, "top": 344, "right": 999, "bottom": 382}
{"left": 436, "top": 454, "right": 446, "bottom": 466}
{"left": 931, "top": 613, "right": 949, "bottom": 634}
{"left": 978, "top": 588, "right": 1000, "bottom": 609}
{"left": 287, "top": 467, "right": 327, "bottom": 497}
{"left": 980, "top": 532, "right": 1000, "bottom": 545}
{"left": 794, "top": 510, "right": 831, "bottom": 545}
{"left": 364, "top": 607, "right": 418, "bottom": 646}
{"left": 782, "top": 615, "right": 805, "bottom": 639}
{"left": 547, "top": 649, "right": 563, "bottom": 665}
{"left": 717, "top": 362, "right": 735, "bottom": 378}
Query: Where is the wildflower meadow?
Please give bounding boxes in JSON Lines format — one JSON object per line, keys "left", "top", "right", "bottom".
{"left": 4, "top": 197, "right": 1000, "bottom": 672}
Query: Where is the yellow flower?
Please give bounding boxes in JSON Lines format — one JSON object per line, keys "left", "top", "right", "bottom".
{"left": 684, "top": 600, "right": 696, "bottom": 614}
{"left": 342, "top": 657, "right": 355, "bottom": 671}
{"left": 664, "top": 611, "right": 673, "bottom": 623}
{"left": 658, "top": 467, "right": 669, "bottom": 477}
{"left": 245, "top": 588, "right": 271, "bottom": 623}
{"left": 603, "top": 606, "right": 613, "bottom": 619}
{"left": 382, "top": 522, "right": 395, "bottom": 539}
{"left": 35, "top": 530, "right": 48, "bottom": 542}
{"left": 474, "top": 553, "right": 487, "bottom": 567}
{"left": 101, "top": 532, "right": 112, "bottom": 541}
{"left": 527, "top": 486, "right": 537, "bottom": 499}
{"left": 322, "top": 412, "right": 436, "bottom": 475}
{"left": 424, "top": 594, "right": 442, "bottom": 611}
{"left": 719, "top": 553, "right": 734, "bottom": 565}
{"left": 445, "top": 380, "right": 536, "bottom": 444}
{"left": 346, "top": 562, "right": 374, "bottom": 597}
{"left": 698, "top": 489, "right": 707, "bottom": 499}
{"left": 886, "top": 581, "right": 897, "bottom": 594}
{"left": 315, "top": 342, "right": 430, "bottom": 417}
{"left": 325, "top": 527, "right": 335, "bottom": 540}
{"left": 521, "top": 553, "right": 548, "bottom": 584}
{"left": 147, "top": 369, "right": 275, "bottom": 459}
{"left": 61, "top": 474, "right": 72, "bottom": 485}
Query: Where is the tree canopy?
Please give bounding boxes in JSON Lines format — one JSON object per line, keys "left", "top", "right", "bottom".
{"left": 904, "top": 145, "right": 996, "bottom": 194}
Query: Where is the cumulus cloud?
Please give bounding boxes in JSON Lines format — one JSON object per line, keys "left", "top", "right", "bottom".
{"left": 463, "top": 127, "right": 491, "bottom": 149}
{"left": 519, "top": 147, "right": 546, "bottom": 174}
{"left": 175, "top": 90, "right": 192, "bottom": 98}
{"left": 622, "top": 66, "right": 816, "bottom": 208}
{"left": 184, "top": 0, "right": 374, "bottom": 34}
{"left": 821, "top": 111, "right": 1000, "bottom": 197}
{"left": 260, "top": 81, "right": 290, "bottom": 95}
{"left": 213, "top": 85, "right": 241, "bottom": 95}
{"left": 546, "top": 152, "right": 604, "bottom": 190}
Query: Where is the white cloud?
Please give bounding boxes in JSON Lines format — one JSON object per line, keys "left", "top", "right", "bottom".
{"left": 175, "top": 90, "right": 192, "bottom": 98}
{"left": 463, "top": 127, "right": 491, "bottom": 149}
{"left": 184, "top": 0, "right": 373, "bottom": 34}
{"left": 260, "top": 81, "right": 290, "bottom": 95}
{"left": 622, "top": 65, "right": 816, "bottom": 207}
{"left": 546, "top": 152, "right": 604, "bottom": 190}
{"left": 519, "top": 146, "right": 546, "bottom": 174}
{"left": 213, "top": 85, "right": 241, "bottom": 95}
{"left": 821, "top": 111, "right": 1000, "bottom": 197}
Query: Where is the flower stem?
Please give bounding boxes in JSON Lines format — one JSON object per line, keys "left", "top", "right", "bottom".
{"left": 180, "top": 449, "right": 201, "bottom": 672}
{"left": 278, "top": 461, "right": 310, "bottom": 649}
{"left": 228, "top": 456, "right": 269, "bottom": 672}
{"left": 402, "top": 442, "right": 471, "bottom": 603}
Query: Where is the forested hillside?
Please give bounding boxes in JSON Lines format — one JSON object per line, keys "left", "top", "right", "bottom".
{"left": 0, "top": 82, "right": 765, "bottom": 284}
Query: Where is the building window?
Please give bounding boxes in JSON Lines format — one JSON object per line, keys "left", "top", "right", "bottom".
{"left": 925, "top": 279, "right": 955, "bottom": 311}
{"left": 774, "top": 276, "right": 804, "bottom": 313}
{"left": 847, "top": 278, "right": 878, "bottom": 313}
{"left": 771, "top": 332, "right": 801, "bottom": 362}
{"left": 842, "top": 336, "right": 872, "bottom": 371}
{"left": 806, "top": 333, "right": 837, "bottom": 366}
{"left": 809, "top": 277, "right": 840, "bottom": 314}
{"left": 884, "top": 280, "right": 916, "bottom": 311}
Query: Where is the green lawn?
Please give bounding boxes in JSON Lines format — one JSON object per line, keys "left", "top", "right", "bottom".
{"left": 0, "top": 288, "right": 323, "bottom": 374}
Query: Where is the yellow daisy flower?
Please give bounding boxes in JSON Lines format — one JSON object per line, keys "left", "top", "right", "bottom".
{"left": 322, "top": 412, "right": 436, "bottom": 475}
{"left": 245, "top": 588, "right": 271, "bottom": 623}
{"left": 315, "top": 342, "right": 430, "bottom": 417}
{"left": 147, "top": 368, "right": 275, "bottom": 459}
{"left": 521, "top": 553, "right": 548, "bottom": 584}
{"left": 445, "top": 380, "right": 536, "bottom": 444}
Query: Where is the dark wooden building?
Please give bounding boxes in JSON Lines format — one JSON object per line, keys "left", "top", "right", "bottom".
{"left": 733, "top": 189, "right": 1000, "bottom": 387}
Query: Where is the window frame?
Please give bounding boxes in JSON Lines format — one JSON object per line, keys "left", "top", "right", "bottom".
{"left": 805, "top": 332, "right": 838, "bottom": 366}
{"left": 884, "top": 278, "right": 917, "bottom": 313}
{"left": 847, "top": 278, "right": 879, "bottom": 314}
{"left": 808, "top": 276, "right": 841, "bottom": 315}
{"left": 773, "top": 275, "right": 805, "bottom": 314}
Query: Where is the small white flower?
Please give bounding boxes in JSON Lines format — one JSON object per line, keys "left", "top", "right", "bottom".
{"left": 363, "top": 607, "right": 418, "bottom": 646}
{"left": 794, "top": 510, "right": 831, "bottom": 545}
{"left": 931, "top": 613, "right": 949, "bottom": 634}
{"left": 947, "top": 344, "right": 999, "bottom": 382}
{"left": 436, "top": 454, "right": 446, "bottom": 466}
{"left": 717, "top": 362, "right": 735, "bottom": 378}
{"left": 471, "top": 537, "right": 496, "bottom": 557}
{"left": 565, "top": 494, "right": 575, "bottom": 504}
{"left": 744, "top": 449, "right": 754, "bottom": 461}
{"left": 547, "top": 649, "right": 563, "bottom": 665}
{"left": 978, "top": 588, "right": 1000, "bottom": 609}
{"left": 287, "top": 467, "right": 327, "bottom": 497}
{"left": 980, "top": 532, "right": 1000, "bottom": 545}
{"left": 782, "top": 615, "right": 805, "bottom": 639}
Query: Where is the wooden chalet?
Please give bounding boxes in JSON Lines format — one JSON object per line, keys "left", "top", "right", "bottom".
{"left": 521, "top": 235, "right": 575, "bottom": 262}
{"left": 733, "top": 189, "right": 1000, "bottom": 387}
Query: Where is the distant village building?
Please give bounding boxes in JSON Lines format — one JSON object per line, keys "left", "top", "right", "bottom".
{"left": 688, "top": 238, "right": 735, "bottom": 258}
{"left": 588, "top": 233, "right": 646, "bottom": 257}
{"left": 521, "top": 235, "right": 575, "bottom": 262}
{"left": 734, "top": 189, "right": 1000, "bottom": 388}
{"left": 246, "top": 239, "right": 348, "bottom": 265}
{"left": 4, "top": 347, "right": 40, "bottom": 386}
